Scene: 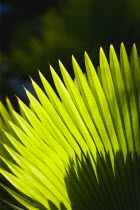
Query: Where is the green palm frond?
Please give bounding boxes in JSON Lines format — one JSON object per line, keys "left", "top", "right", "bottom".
{"left": 0, "top": 43, "right": 140, "bottom": 210}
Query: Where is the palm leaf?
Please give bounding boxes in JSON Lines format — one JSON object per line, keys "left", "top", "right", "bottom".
{"left": 0, "top": 44, "right": 140, "bottom": 209}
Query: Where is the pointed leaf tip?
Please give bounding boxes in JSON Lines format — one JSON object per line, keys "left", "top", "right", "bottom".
{"left": 49, "top": 65, "right": 55, "bottom": 75}
{"left": 84, "top": 51, "right": 87, "bottom": 55}
{"left": 30, "top": 79, "right": 36, "bottom": 85}
{"left": 84, "top": 51, "right": 89, "bottom": 59}
{"left": 50, "top": 66, "right": 56, "bottom": 77}
{"left": 58, "top": 59, "right": 63, "bottom": 67}
{"left": 22, "top": 86, "right": 30, "bottom": 96}
{"left": 29, "top": 76, "right": 33, "bottom": 81}
{"left": 72, "top": 55, "right": 75, "bottom": 61}
{"left": 49, "top": 65, "right": 53, "bottom": 71}
{"left": 72, "top": 55, "right": 78, "bottom": 66}
{"left": 99, "top": 47, "right": 106, "bottom": 57}
{"left": 14, "top": 95, "right": 20, "bottom": 101}
{"left": 132, "top": 43, "right": 136, "bottom": 48}
{"left": 99, "top": 47, "right": 104, "bottom": 55}
{"left": 38, "top": 70, "right": 43, "bottom": 78}
{"left": 38, "top": 69, "right": 42, "bottom": 76}
{"left": 121, "top": 42, "right": 124, "bottom": 47}
{"left": 6, "top": 97, "right": 10, "bottom": 102}
{"left": 110, "top": 44, "right": 114, "bottom": 49}
{"left": 22, "top": 85, "right": 27, "bottom": 91}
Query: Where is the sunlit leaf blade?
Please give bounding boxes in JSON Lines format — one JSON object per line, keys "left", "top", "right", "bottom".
{"left": 60, "top": 59, "right": 105, "bottom": 156}
{"left": 38, "top": 72, "right": 90, "bottom": 157}
{"left": 0, "top": 44, "right": 140, "bottom": 210}
{"left": 50, "top": 66, "right": 97, "bottom": 160}
{"left": 85, "top": 51, "right": 119, "bottom": 163}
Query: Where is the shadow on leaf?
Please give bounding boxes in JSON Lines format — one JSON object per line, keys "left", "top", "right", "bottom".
{"left": 64, "top": 150, "right": 140, "bottom": 210}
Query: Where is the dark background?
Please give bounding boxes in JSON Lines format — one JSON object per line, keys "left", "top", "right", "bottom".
{"left": 0, "top": 0, "right": 57, "bottom": 52}
{"left": 1, "top": 0, "right": 140, "bottom": 107}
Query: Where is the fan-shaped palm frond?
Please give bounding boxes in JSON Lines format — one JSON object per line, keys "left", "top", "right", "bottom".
{"left": 0, "top": 43, "right": 140, "bottom": 209}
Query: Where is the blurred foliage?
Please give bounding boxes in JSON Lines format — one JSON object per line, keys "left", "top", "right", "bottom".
{"left": 1, "top": 0, "right": 140, "bottom": 91}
